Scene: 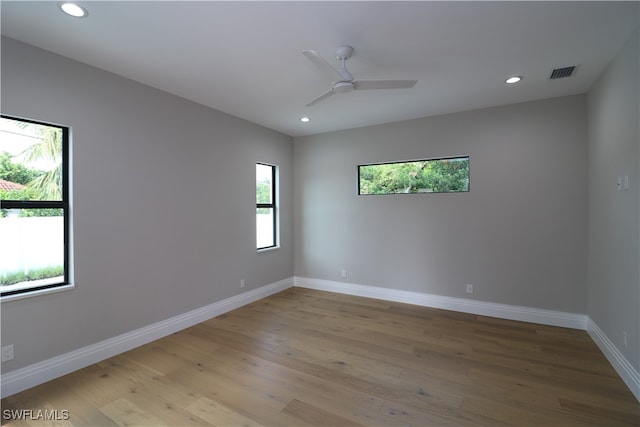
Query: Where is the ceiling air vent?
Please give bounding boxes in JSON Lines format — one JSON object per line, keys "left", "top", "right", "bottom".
{"left": 549, "top": 66, "right": 576, "bottom": 80}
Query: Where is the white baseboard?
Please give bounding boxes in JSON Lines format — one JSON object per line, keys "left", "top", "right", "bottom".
{"left": 0, "top": 277, "right": 293, "bottom": 399}
{"left": 587, "top": 318, "right": 640, "bottom": 402}
{"left": 294, "top": 276, "right": 587, "bottom": 329}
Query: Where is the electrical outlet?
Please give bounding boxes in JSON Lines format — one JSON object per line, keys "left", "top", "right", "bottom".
{"left": 341, "top": 269, "right": 347, "bottom": 278}
{"left": 623, "top": 331, "right": 628, "bottom": 348}
{"left": 1, "top": 344, "right": 14, "bottom": 362}
{"left": 240, "top": 279, "right": 245, "bottom": 289}
{"left": 466, "top": 284, "right": 474, "bottom": 294}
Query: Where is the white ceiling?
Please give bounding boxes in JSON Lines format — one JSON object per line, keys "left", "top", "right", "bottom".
{"left": 1, "top": 1, "right": 638, "bottom": 137}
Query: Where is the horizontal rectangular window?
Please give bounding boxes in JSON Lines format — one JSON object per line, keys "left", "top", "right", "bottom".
{"left": 358, "top": 156, "right": 469, "bottom": 195}
{"left": 1, "top": 115, "right": 70, "bottom": 297}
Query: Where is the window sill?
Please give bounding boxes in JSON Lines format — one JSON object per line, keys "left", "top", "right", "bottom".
{"left": 1, "top": 283, "right": 75, "bottom": 303}
{"left": 257, "top": 246, "right": 280, "bottom": 253}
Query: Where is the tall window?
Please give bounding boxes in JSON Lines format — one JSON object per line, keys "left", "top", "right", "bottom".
{"left": 256, "top": 163, "right": 277, "bottom": 250}
{"left": 0, "top": 115, "right": 70, "bottom": 297}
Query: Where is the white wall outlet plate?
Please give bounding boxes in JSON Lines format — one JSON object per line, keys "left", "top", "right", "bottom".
{"left": 1, "top": 345, "right": 14, "bottom": 362}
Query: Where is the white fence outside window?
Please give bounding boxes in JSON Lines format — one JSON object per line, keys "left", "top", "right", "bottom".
{"left": 0, "top": 216, "right": 63, "bottom": 278}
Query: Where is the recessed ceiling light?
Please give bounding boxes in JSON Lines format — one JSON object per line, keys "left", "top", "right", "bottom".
{"left": 59, "top": 2, "right": 88, "bottom": 18}
{"left": 505, "top": 76, "right": 523, "bottom": 84}
{"left": 300, "top": 117, "right": 311, "bottom": 123}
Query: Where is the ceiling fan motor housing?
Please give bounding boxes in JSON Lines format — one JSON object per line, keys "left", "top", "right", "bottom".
{"left": 334, "top": 81, "right": 355, "bottom": 93}
{"left": 335, "top": 45, "right": 354, "bottom": 60}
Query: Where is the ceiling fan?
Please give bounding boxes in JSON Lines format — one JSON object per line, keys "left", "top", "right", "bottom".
{"left": 302, "top": 45, "right": 417, "bottom": 107}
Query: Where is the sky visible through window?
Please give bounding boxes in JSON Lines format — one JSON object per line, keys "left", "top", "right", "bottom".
{"left": 0, "top": 118, "right": 56, "bottom": 171}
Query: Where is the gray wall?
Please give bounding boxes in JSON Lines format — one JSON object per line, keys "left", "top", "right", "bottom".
{"left": 294, "top": 95, "right": 588, "bottom": 314}
{"left": 1, "top": 37, "right": 293, "bottom": 371}
{"left": 587, "top": 29, "right": 639, "bottom": 372}
{"left": 3, "top": 27, "right": 637, "bottom": 381}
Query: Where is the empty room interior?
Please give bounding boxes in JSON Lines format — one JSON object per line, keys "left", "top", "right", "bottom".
{"left": 1, "top": 1, "right": 639, "bottom": 426}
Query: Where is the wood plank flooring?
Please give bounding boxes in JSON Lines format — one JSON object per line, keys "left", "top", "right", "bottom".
{"left": 2, "top": 287, "right": 639, "bottom": 426}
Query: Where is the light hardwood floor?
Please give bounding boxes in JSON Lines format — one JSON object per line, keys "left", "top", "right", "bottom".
{"left": 2, "top": 287, "right": 639, "bottom": 426}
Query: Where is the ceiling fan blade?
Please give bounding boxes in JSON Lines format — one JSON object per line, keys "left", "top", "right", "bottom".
{"left": 306, "top": 89, "right": 335, "bottom": 107}
{"left": 303, "top": 50, "right": 343, "bottom": 82}
{"left": 354, "top": 80, "right": 418, "bottom": 90}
